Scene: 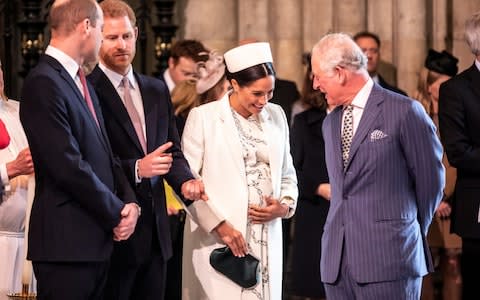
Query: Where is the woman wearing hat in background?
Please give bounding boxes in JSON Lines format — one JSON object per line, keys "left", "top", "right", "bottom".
{"left": 414, "top": 49, "right": 462, "bottom": 300}
{"left": 171, "top": 50, "right": 229, "bottom": 137}
{"left": 181, "top": 42, "right": 298, "bottom": 300}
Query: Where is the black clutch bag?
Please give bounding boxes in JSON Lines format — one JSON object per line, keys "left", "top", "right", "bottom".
{"left": 209, "top": 246, "right": 260, "bottom": 289}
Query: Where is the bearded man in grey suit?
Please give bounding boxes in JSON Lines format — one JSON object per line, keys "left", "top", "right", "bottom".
{"left": 311, "top": 33, "right": 444, "bottom": 299}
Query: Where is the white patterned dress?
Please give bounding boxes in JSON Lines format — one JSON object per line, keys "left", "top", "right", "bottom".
{"left": 231, "top": 109, "right": 272, "bottom": 300}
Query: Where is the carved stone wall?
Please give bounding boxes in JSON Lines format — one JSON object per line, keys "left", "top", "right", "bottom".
{"left": 179, "top": 0, "right": 480, "bottom": 96}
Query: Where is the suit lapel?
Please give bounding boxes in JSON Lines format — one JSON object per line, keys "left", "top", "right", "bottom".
{"left": 218, "top": 95, "right": 247, "bottom": 178}
{"left": 330, "top": 106, "right": 344, "bottom": 173}
{"left": 136, "top": 73, "right": 158, "bottom": 154}
{"left": 345, "top": 84, "right": 383, "bottom": 170}
{"left": 51, "top": 59, "right": 110, "bottom": 153}
{"left": 467, "top": 64, "right": 480, "bottom": 101}
{"left": 259, "top": 107, "right": 281, "bottom": 191}
{"left": 91, "top": 67, "right": 144, "bottom": 154}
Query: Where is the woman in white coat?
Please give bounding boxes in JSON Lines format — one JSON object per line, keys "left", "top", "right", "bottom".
{"left": 0, "top": 59, "right": 35, "bottom": 299}
{"left": 181, "top": 42, "right": 298, "bottom": 300}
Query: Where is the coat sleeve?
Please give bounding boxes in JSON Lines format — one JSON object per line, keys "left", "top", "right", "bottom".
{"left": 400, "top": 101, "right": 445, "bottom": 234}
{"left": 439, "top": 78, "right": 480, "bottom": 173}
{"left": 276, "top": 106, "right": 298, "bottom": 218}
{"left": 181, "top": 107, "right": 225, "bottom": 232}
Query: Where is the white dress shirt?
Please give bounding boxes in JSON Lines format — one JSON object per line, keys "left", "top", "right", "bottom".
{"left": 342, "top": 78, "right": 374, "bottom": 136}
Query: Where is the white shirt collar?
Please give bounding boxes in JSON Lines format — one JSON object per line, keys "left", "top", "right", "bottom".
{"left": 163, "top": 69, "right": 175, "bottom": 93}
{"left": 98, "top": 63, "right": 136, "bottom": 90}
{"left": 349, "top": 77, "right": 374, "bottom": 110}
{"left": 45, "top": 45, "right": 80, "bottom": 80}
{"left": 475, "top": 59, "right": 480, "bottom": 72}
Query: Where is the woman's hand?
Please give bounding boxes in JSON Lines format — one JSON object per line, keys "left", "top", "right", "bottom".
{"left": 435, "top": 201, "right": 452, "bottom": 218}
{"left": 248, "top": 196, "right": 288, "bottom": 224}
{"left": 213, "top": 221, "right": 248, "bottom": 257}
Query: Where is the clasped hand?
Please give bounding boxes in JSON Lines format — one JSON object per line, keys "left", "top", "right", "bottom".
{"left": 113, "top": 203, "right": 140, "bottom": 241}
{"left": 7, "top": 147, "right": 34, "bottom": 178}
{"left": 248, "top": 196, "right": 288, "bottom": 224}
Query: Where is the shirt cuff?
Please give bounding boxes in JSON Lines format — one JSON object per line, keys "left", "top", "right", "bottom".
{"left": 280, "top": 196, "right": 295, "bottom": 219}
{"left": 135, "top": 159, "right": 142, "bottom": 183}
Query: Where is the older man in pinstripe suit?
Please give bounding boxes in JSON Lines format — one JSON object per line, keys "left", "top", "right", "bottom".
{"left": 311, "top": 33, "right": 445, "bottom": 299}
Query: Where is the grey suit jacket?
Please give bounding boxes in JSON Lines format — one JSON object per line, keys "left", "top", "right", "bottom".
{"left": 321, "top": 84, "right": 444, "bottom": 283}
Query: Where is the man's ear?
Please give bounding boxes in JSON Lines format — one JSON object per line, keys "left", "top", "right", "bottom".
{"left": 168, "top": 57, "right": 175, "bottom": 69}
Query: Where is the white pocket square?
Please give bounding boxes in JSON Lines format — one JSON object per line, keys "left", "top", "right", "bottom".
{"left": 370, "top": 129, "right": 388, "bottom": 141}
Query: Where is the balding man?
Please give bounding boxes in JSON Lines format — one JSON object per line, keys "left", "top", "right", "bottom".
{"left": 20, "top": 1, "right": 139, "bottom": 299}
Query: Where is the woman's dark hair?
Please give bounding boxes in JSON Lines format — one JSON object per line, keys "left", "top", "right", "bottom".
{"left": 300, "top": 52, "right": 327, "bottom": 110}
{"left": 226, "top": 62, "right": 276, "bottom": 87}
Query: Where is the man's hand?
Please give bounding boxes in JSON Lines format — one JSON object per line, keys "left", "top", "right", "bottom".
{"left": 248, "top": 196, "right": 287, "bottom": 224}
{"left": 138, "top": 142, "right": 173, "bottom": 178}
{"left": 316, "top": 183, "right": 331, "bottom": 200}
{"left": 113, "top": 203, "right": 140, "bottom": 241}
{"left": 214, "top": 221, "right": 248, "bottom": 257}
{"left": 7, "top": 147, "right": 34, "bottom": 179}
{"left": 181, "top": 179, "right": 208, "bottom": 201}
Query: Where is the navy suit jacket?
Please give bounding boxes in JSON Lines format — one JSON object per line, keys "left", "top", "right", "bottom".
{"left": 321, "top": 84, "right": 444, "bottom": 283}
{"left": 20, "top": 55, "right": 135, "bottom": 262}
{"left": 439, "top": 63, "right": 480, "bottom": 239}
{"left": 88, "top": 66, "right": 194, "bottom": 263}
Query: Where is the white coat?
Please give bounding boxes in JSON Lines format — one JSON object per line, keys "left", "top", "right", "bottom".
{"left": 181, "top": 92, "right": 298, "bottom": 300}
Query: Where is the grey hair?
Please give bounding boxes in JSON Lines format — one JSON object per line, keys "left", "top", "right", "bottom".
{"left": 465, "top": 11, "right": 480, "bottom": 56}
{"left": 312, "top": 33, "right": 367, "bottom": 76}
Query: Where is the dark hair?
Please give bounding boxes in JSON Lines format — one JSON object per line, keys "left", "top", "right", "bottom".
{"left": 226, "top": 62, "right": 276, "bottom": 87}
{"left": 300, "top": 55, "right": 327, "bottom": 110}
{"left": 353, "top": 31, "right": 381, "bottom": 48}
{"left": 49, "top": 0, "right": 99, "bottom": 35}
{"left": 170, "top": 40, "right": 209, "bottom": 64}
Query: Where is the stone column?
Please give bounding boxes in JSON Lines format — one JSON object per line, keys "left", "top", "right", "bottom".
{"left": 333, "top": 0, "right": 366, "bottom": 34}
{"left": 237, "top": 0, "right": 270, "bottom": 42}
{"left": 182, "top": 0, "right": 237, "bottom": 52}
{"left": 394, "top": 0, "right": 427, "bottom": 96}
{"left": 367, "top": 0, "right": 394, "bottom": 62}
{"left": 452, "top": 0, "right": 480, "bottom": 72}
{"left": 431, "top": 0, "right": 448, "bottom": 51}
{"left": 270, "top": 0, "right": 303, "bottom": 84}
{"left": 303, "top": 0, "right": 333, "bottom": 51}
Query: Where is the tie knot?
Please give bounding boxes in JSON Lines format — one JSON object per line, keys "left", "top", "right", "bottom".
{"left": 345, "top": 105, "right": 353, "bottom": 113}
{"left": 122, "top": 76, "right": 130, "bottom": 89}
{"left": 78, "top": 67, "right": 85, "bottom": 78}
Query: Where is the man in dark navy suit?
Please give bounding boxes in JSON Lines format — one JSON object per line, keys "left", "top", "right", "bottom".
{"left": 20, "top": 1, "right": 140, "bottom": 299}
{"left": 439, "top": 11, "right": 480, "bottom": 299}
{"left": 88, "top": 1, "right": 207, "bottom": 299}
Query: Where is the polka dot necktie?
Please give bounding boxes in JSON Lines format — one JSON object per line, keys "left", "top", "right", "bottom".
{"left": 341, "top": 105, "right": 354, "bottom": 170}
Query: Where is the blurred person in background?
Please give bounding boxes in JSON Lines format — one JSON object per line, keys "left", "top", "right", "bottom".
{"left": 0, "top": 58, "right": 35, "bottom": 299}
{"left": 438, "top": 11, "right": 480, "bottom": 300}
{"left": 288, "top": 53, "right": 334, "bottom": 300}
{"left": 414, "top": 49, "right": 461, "bottom": 300}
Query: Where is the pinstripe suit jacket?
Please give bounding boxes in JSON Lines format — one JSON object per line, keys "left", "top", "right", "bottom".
{"left": 321, "top": 84, "right": 444, "bottom": 284}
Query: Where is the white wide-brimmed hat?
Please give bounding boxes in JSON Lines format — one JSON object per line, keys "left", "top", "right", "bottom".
{"left": 224, "top": 42, "right": 273, "bottom": 73}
